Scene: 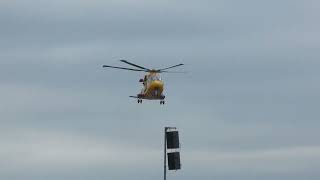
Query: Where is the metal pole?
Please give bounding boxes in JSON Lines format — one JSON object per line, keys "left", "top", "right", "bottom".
{"left": 164, "top": 127, "right": 167, "bottom": 180}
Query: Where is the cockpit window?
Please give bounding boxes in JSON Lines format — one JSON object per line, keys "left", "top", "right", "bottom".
{"left": 151, "top": 76, "right": 161, "bottom": 81}
{"left": 148, "top": 74, "right": 162, "bottom": 81}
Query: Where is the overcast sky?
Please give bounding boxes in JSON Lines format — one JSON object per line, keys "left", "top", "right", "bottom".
{"left": 1, "top": 0, "right": 320, "bottom": 180}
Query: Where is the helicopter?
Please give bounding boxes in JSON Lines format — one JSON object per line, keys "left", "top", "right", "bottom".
{"left": 102, "top": 60, "right": 184, "bottom": 105}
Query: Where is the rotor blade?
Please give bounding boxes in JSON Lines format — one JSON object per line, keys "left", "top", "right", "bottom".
{"left": 120, "top": 60, "right": 150, "bottom": 71}
{"left": 157, "top": 64, "right": 184, "bottom": 71}
{"left": 159, "top": 70, "right": 188, "bottom": 74}
{"left": 102, "top": 65, "right": 145, "bottom": 72}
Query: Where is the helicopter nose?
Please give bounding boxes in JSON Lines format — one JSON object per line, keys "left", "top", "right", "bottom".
{"left": 150, "top": 80, "right": 164, "bottom": 91}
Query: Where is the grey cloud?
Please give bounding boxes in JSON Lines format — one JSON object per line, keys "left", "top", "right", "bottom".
{"left": 1, "top": 0, "right": 320, "bottom": 180}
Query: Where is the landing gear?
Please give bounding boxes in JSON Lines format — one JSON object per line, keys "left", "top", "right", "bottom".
{"left": 160, "top": 100, "right": 165, "bottom": 105}
{"left": 137, "top": 99, "right": 142, "bottom": 104}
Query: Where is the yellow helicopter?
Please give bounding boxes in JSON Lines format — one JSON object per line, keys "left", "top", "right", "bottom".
{"left": 103, "top": 60, "right": 184, "bottom": 105}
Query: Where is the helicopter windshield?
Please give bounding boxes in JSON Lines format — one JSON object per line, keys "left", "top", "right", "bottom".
{"left": 149, "top": 74, "right": 162, "bottom": 81}
{"left": 151, "top": 76, "right": 161, "bottom": 81}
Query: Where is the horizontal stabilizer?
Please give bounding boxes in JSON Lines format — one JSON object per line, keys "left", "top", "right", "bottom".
{"left": 129, "top": 96, "right": 139, "bottom": 98}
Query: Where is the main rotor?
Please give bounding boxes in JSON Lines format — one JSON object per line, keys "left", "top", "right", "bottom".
{"left": 103, "top": 60, "right": 184, "bottom": 73}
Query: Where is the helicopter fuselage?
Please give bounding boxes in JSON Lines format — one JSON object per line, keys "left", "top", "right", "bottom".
{"left": 103, "top": 60, "right": 183, "bottom": 104}
{"left": 138, "top": 72, "right": 165, "bottom": 100}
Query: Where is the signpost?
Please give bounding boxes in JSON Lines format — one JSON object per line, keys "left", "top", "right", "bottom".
{"left": 164, "top": 127, "right": 181, "bottom": 180}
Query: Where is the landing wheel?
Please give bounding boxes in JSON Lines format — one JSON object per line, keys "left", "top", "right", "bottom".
{"left": 160, "top": 100, "right": 165, "bottom": 105}
{"left": 138, "top": 99, "right": 142, "bottom": 103}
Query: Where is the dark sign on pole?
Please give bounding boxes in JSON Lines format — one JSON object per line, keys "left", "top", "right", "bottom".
{"left": 167, "top": 152, "right": 181, "bottom": 170}
{"left": 164, "top": 127, "right": 181, "bottom": 180}
{"left": 166, "top": 131, "right": 180, "bottom": 149}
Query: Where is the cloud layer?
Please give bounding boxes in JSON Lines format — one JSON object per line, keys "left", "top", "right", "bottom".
{"left": 1, "top": 0, "right": 320, "bottom": 179}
